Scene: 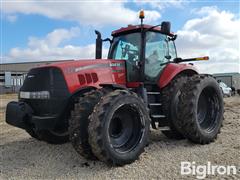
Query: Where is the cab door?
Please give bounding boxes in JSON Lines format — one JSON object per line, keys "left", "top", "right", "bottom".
{"left": 144, "top": 32, "right": 169, "bottom": 82}
{"left": 109, "top": 33, "right": 141, "bottom": 82}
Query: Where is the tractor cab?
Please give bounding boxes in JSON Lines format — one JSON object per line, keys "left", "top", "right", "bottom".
{"left": 108, "top": 25, "right": 177, "bottom": 83}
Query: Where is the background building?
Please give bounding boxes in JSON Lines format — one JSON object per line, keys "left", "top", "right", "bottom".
{"left": 0, "top": 60, "right": 73, "bottom": 94}
{"left": 213, "top": 72, "right": 240, "bottom": 93}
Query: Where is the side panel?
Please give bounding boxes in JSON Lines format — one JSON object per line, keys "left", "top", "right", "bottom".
{"left": 65, "top": 66, "right": 113, "bottom": 93}
{"left": 158, "top": 63, "right": 198, "bottom": 89}
{"left": 109, "top": 60, "right": 126, "bottom": 86}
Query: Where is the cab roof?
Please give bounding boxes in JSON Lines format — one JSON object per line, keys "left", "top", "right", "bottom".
{"left": 111, "top": 24, "right": 174, "bottom": 37}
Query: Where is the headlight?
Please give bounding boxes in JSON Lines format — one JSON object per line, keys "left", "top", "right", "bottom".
{"left": 20, "top": 91, "right": 50, "bottom": 99}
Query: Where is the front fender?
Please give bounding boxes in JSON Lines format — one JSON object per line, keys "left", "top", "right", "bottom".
{"left": 158, "top": 63, "right": 198, "bottom": 89}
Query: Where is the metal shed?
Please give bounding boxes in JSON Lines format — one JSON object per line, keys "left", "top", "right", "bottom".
{"left": 213, "top": 72, "right": 240, "bottom": 91}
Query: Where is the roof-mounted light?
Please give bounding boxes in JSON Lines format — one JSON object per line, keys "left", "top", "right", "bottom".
{"left": 139, "top": 9, "right": 145, "bottom": 19}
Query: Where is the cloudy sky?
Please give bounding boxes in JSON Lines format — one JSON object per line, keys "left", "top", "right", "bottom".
{"left": 1, "top": 0, "right": 240, "bottom": 74}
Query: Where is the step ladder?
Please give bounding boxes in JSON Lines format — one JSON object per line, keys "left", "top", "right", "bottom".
{"left": 147, "top": 91, "right": 165, "bottom": 129}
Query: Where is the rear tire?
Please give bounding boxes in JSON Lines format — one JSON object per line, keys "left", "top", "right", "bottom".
{"left": 178, "top": 75, "right": 224, "bottom": 144}
{"left": 88, "top": 90, "right": 150, "bottom": 165}
{"left": 160, "top": 75, "right": 188, "bottom": 139}
{"left": 69, "top": 90, "right": 103, "bottom": 160}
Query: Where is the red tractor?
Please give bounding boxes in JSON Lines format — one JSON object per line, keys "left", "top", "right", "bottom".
{"left": 6, "top": 11, "right": 223, "bottom": 166}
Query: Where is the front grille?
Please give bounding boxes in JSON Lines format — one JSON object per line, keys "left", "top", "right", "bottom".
{"left": 20, "top": 67, "right": 70, "bottom": 116}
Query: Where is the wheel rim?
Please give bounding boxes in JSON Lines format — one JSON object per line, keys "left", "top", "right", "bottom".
{"left": 197, "top": 87, "right": 220, "bottom": 133}
{"left": 108, "top": 104, "right": 144, "bottom": 153}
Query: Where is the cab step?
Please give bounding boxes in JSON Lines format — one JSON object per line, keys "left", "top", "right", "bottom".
{"left": 149, "top": 103, "right": 162, "bottom": 106}
{"left": 147, "top": 92, "right": 161, "bottom": 95}
{"left": 151, "top": 115, "right": 166, "bottom": 118}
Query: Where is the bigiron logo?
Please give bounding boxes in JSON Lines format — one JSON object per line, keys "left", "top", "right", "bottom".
{"left": 180, "top": 161, "right": 239, "bottom": 179}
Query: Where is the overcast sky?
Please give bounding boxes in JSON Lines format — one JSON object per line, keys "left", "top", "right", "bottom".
{"left": 1, "top": 0, "right": 240, "bottom": 74}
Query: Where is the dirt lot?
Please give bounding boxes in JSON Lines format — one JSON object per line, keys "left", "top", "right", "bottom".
{"left": 0, "top": 94, "right": 239, "bottom": 179}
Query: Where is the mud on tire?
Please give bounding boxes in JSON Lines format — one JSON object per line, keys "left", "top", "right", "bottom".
{"left": 69, "top": 90, "right": 103, "bottom": 159}
{"left": 88, "top": 90, "right": 150, "bottom": 165}
{"left": 178, "top": 74, "right": 224, "bottom": 144}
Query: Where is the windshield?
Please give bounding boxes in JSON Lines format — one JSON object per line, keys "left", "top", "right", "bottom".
{"left": 108, "top": 31, "right": 177, "bottom": 82}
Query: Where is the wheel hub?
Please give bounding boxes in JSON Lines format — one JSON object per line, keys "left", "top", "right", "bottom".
{"left": 108, "top": 104, "right": 143, "bottom": 153}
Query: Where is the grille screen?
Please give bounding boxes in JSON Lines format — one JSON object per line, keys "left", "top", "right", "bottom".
{"left": 20, "top": 67, "right": 69, "bottom": 116}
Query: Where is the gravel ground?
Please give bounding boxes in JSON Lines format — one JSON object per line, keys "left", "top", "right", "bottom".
{"left": 0, "top": 94, "right": 239, "bottom": 179}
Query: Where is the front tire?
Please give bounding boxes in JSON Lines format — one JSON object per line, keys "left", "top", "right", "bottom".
{"left": 178, "top": 75, "right": 224, "bottom": 144}
{"left": 88, "top": 90, "right": 150, "bottom": 165}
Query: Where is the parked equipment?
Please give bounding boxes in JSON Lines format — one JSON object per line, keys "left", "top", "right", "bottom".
{"left": 219, "top": 81, "right": 232, "bottom": 97}
{"left": 6, "top": 10, "right": 224, "bottom": 166}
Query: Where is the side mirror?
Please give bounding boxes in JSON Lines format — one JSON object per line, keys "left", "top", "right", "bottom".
{"left": 161, "top": 21, "right": 171, "bottom": 35}
{"left": 169, "top": 34, "right": 177, "bottom": 41}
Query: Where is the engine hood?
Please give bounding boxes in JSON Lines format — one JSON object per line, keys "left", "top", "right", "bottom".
{"left": 31, "top": 59, "right": 126, "bottom": 93}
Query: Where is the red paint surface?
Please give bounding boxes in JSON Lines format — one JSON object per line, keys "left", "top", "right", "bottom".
{"left": 158, "top": 63, "right": 198, "bottom": 89}
{"left": 126, "top": 82, "right": 142, "bottom": 88}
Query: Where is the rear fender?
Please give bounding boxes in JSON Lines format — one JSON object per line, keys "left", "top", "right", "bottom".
{"left": 158, "top": 63, "right": 198, "bottom": 89}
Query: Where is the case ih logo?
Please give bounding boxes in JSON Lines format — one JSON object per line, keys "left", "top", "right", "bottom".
{"left": 110, "top": 62, "right": 124, "bottom": 67}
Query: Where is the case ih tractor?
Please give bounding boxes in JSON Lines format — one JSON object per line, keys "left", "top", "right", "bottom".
{"left": 6, "top": 11, "right": 223, "bottom": 165}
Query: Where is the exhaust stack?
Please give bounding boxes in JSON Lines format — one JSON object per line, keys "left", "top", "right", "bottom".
{"left": 95, "top": 30, "right": 102, "bottom": 59}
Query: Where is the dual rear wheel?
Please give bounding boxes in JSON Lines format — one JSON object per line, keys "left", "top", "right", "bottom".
{"left": 177, "top": 75, "right": 224, "bottom": 144}
{"left": 69, "top": 90, "right": 150, "bottom": 165}
{"left": 160, "top": 74, "right": 224, "bottom": 144}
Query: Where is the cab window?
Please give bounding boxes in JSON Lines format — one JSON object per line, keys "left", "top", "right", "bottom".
{"left": 110, "top": 33, "right": 140, "bottom": 62}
